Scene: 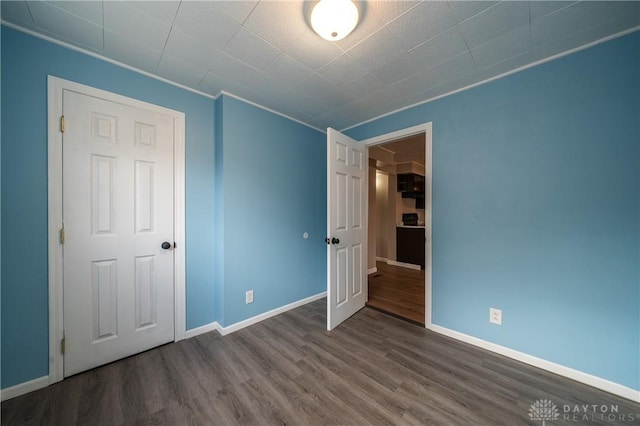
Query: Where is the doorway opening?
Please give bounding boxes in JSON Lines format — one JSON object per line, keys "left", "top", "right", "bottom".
{"left": 365, "top": 129, "right": 430, "bottom": 326}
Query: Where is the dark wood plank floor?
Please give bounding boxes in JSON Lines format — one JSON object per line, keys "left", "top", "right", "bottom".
{"left": 3, "top": 299, "right": 639, "bottom": 425}
{"left": 368, "top": 261, "right": 425, "bottom": 325}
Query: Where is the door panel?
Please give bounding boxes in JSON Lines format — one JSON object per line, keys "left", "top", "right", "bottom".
{"left": 327, "top": 128, "right": 368, "bottom": 330}
{"left": 63, "top": 90, "right": 175, "bottom": 376}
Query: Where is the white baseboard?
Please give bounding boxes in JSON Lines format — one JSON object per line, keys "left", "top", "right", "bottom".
{"left": 184, "top": 292, "right": 327, "bottom": 338}
{"left": 367, "top": 267, "right": 377, "bottom": 275}
{"left": 375, "top": 257, "right": 388, "bottom": 262}
{"left": 387, "top": 260, "right": 421, "bottom": 271}
{"left": 1, "top": 376, "right": 49, "bottom": 401}
{"left": 184, "top": 321, "right": 222, "bottom": 339}
{"left": 428, "top": 324, "right": 640, "bottom": 403}
{"left": 218, "top": 291, "right": 327, "bottom": 335}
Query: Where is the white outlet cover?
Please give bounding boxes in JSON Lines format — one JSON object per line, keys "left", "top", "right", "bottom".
{"left": 246, "top": 290, "right": 254, "bottom": 304}
{"left": 489, "top": 308, "right": 502, "bottom": 325}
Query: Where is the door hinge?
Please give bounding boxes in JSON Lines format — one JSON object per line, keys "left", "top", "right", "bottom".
{"left": 59, "top": 226, "right": 65, "bottom": 244}
{"left": 61, "top": 337, "right": 66, "bottom": 355}
{"left": 60, "top": 115, "right": 65, "bottom": 133}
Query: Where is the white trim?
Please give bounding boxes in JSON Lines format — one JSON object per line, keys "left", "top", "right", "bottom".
{"left": 173, "top": 116, "right": 187, "bottom": 342}
{"left": 367, "top": 267, "right": 378, "bottom": 275}
{"left": 428, "top": 324, "right": 640, "bottom": 403}
{"left": 3, "top": 22, "right": 216, "bottom": 101}
{"left": 218, "top": 292, "right": 327, "bottom": 336}
{"left": 1, "top": 376, "right": 49, "bottom": 401}
{"left": 184, "top": 321, "right": 222, "bottom": 339}
{"left": 363, "top": 122, "right": 433, "bottom": 328}
{"left": 218, "top": 91, "right": 325, "bottom": 134}
{"left": 387, "top": 260, "right": 421, "bottom": 271}
{"left": 341, "top": 27, "right": 640, "bottom": 133}
{"left": 375, "top": 256, "right": 388, "bottom": 263}
{"left": 47, "top": 76, "right": 187, "bottom": 383}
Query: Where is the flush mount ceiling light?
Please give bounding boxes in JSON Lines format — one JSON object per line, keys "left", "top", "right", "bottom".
{"left": 311, "top": 0, "right": 359, "bottom": 41}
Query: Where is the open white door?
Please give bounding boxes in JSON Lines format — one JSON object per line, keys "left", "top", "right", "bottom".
{"left": 327, "top": 128, "right": 368, "bottom": 330}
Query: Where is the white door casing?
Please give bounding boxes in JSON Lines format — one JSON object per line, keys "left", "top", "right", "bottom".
{"left": 326, "top": 128, "right": 368, "bottom": 330}
{"left": 361, "top": 123, "right": 433, "bottom": 327}
{"left": 48, "top": 77, "right": 186, "bottom": 382}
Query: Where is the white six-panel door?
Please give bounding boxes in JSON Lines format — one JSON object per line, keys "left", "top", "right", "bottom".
{"left": 62, "top": 90, "right": 175, "bottom": 376}
{"left": 327, "top": 128, "right": 367, "bottom": 330}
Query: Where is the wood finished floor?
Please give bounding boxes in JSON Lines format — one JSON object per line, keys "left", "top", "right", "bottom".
{"left": 3, "top": 299, "right": 639, "bottom": 425}
{"left": 367, "top": 261, "right": 425, "bottom": 325}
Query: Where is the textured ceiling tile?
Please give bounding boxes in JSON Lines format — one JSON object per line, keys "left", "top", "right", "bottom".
{"left": 284, "top": 29, "right": 345, "bottom": 71}
{"left": 293, "top": 73, "right": 333, "bottom": 99}
{"left": 1, "top": 1, "right": 37, "bottom": 29}
{"left": 4, "top": 0, "right": 639, "bottom": 133}
{"left": 104, "top": 1, "right": 170, "bottom": 51}
{"left": 207, "top": 52, "right": 261, "bottom": 87}
{"left": 172, "top": 2, "right": 241, "bottom": 50}
{"left": 602, "top": 1, "right": 640, "bottom": 21}
{"left": 389, "top": 71, "right": 437, "bottom": 100}
{"left": 368, "top": 0, "right": 421, "bottom": 23}
{"left": 207, "top": 1, "right": 259, "bottom": 25}
{"left": 602, "top": 11, "right": 640, "bottom": 37}
{"left": 458, "top": 1, "right": 530, "bottom": 48}
{"left": 156, "top": 54, "right": 208, "bottom": 88}
{"left": 243, "top": 1, "right": 307, "bottom": 51}
{"left": 426, "top": 51, "right": 477, "bottom": 87}
{"left": 459, "top": 2, "right": 529, "bottom": 48}
{"left": 529, "top": 1, "right": 576, "bottom": 21}
{"left": 531, "top": 22, "right": 605, "bottom": 62}
{"left": 531, "top": 2, "right": 610, "bottom": 48}
{"left": 317, "top": 53, "right": 369, "bottom": 86}
{"left": 447, "top": 1, "right": 497, "bottom": 23}
{"left": 340, "top": 73, "right": 385, "bottom": 99}
{"left": 368, "top": 52, "right": 421, "bottom": 85}
{"left": 198, "top": 69, "right": 246, "bottom": 97}
{"left": 163, "top": 28, "right": 219, "bottom": 70}
{"left": 263, "top": 53, "right": 314, "bottom": 86}
{"left": 103, "top": 30, "right": 162, "bottom": 73}
{"left": 225, "top": 28, "right": 281, "bottom": 70}
{"left": 470, "top": 51, "right": 534, "bottom": 83}
{"left": 28, "top": 1, "right": 103, "bottom": 50}
{"left": 346, "top": 29, "right": 395, "bottom": 69}
{"left": 123, "top": 1, "right": 181, "bottom": 26}
{"left": 470, "top": 25, "right": 531, "bottom": 70}
{"left": 379, "top": 2, "right": 457, "bottom": 52}
{"left": 46, "top": 1, "right": 102, "bottom": 25}
{"left": 409, "top": 26, "right": 469, "bottom": 70}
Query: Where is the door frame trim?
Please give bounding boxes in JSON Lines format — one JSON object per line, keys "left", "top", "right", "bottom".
{"left": 362, "top": 122, "right": 432, "bottom": 327}
{"left": 47, "top": 76, "right": 187, "bottom": 384}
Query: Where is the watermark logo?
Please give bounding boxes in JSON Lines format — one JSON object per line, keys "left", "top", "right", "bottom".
{"left": 529, "top": 399, "right": 560, "bottom": 425}
{"left": 527, "top": 398, "right": 638, "bottom": 423}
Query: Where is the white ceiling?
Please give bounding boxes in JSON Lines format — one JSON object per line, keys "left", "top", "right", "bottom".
{"left": 2, "top": 1, "right": 639, "bottom": 131}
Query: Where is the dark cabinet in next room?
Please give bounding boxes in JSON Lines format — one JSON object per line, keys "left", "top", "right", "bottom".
{"left": 396, "top": 226, "right": 425, "bottom": 268}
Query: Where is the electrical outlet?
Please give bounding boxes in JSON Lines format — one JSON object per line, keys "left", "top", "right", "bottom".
{"left": 246, "top": 290, "right": 254, "bottom": 304}
{"left": 489, "top": 308, "right": 502, "bottom": 325}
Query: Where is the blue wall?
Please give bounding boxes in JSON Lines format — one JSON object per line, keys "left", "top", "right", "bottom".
{"left": 216, "top": 95, "right": 326, "bottom": 326}
{"left": 1, "top": 26, "right": 327, "bottom": 390}
{"left": 347, "top": 32, "right": 640, "bottom": 391}
{"left": 1, "top": 26, "right": 216, "bottom": 388}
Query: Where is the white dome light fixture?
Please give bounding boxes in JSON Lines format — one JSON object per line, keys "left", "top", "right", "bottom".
{"left": 311, "top": 0, "right": 359, "bottom": 42}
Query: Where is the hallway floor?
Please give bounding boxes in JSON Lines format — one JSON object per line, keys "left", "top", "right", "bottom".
{"left": 367, "top": 261, "right": 425, "bottom": 325}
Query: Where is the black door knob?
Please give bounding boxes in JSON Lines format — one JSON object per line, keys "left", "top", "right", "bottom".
{"left": 331, "top": 237, "right": 340, "bottom": 244}
{"left": 325, "top": 238, "right": 331, "bottom": 245}
{"left": 161, "top": 241, "right": 171, "bottom": 250}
